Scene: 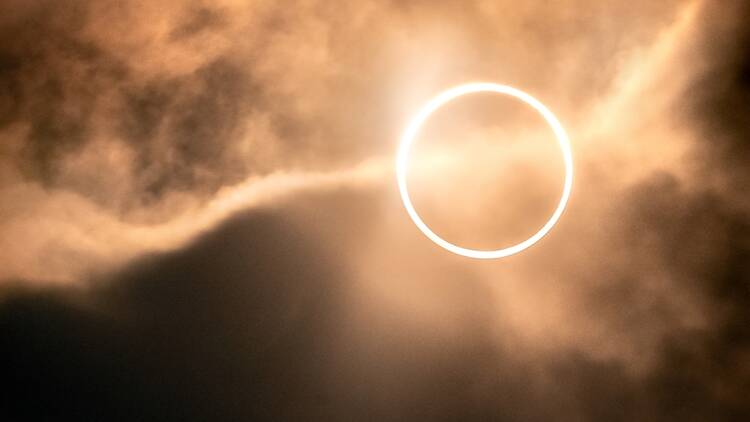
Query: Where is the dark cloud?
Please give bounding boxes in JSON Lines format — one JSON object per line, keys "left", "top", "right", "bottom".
{"left": 0, "top": 0, "right": 127, "bottom": 184}
{"left": 587, "top": 171, "right": 750, "bottom": 419}
{"left": 0, "top": 207, "right": 347, "bottom": 420}
{"left": 0, "top": 1, "right": 274, "bottom": 208}
{"left": 1, "top": 183, "right": 748, "bottom": 421}
{"left": 169, "top": 6, "right": 226, "bottom": 41}
{"left": 0, "top": 0, "right": 394, "bottom": 213}
{"left": 686, "top": 1, "right": 750, "bottom": 180}
{"left": 0, "top": 0, "right": 686, "bottom": 213}
{"left": 118, "top": 57, "right": 258, "bottom": 201}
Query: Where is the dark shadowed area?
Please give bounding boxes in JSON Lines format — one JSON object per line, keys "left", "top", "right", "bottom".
{"left": 1, "top": 182, "right": 749, "bottom": 420}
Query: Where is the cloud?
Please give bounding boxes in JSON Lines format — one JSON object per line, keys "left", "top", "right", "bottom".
{"left": 1, "top": 181, "right": 747, "bottom": 420}
{"left": 0, "top": 0, "right": 705, "bottom": 283}
{"left": 0, "top": 207, "right": 348, "bottom": 420}
{"left": 0, "top": 0, "right": 749, "bottom": 420}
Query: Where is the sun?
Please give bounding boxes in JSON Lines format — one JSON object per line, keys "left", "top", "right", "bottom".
{"left": 396, "top": 82, "right": 574, "bottom": 259}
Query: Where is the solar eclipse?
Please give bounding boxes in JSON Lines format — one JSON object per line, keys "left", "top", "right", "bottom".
{"left": 396, "top": 82, "right": 573, "bottom": 259}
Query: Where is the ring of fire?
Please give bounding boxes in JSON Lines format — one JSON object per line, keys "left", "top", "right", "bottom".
{"left": 396, "top": 82, "right": 574, "bottom": 259}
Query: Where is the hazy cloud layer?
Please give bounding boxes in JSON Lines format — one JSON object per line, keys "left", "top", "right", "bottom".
{"left": 0, "top": 0, "right": 748, "bottom": 420}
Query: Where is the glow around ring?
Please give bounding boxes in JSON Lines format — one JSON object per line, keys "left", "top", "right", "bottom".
{"left": 396, "top": 82, "right": 573, "bottom": 259}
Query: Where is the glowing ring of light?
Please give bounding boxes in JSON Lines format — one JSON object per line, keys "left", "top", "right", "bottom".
{"left": 396, "top": 82, "right": 573, "bottom": 259}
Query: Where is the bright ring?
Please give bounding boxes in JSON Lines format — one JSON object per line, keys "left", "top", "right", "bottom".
{"left": 396, "top": 82, "right": 573, "bottom": 259}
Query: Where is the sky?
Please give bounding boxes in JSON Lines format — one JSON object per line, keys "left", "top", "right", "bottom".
{"left": 0, "top": 0, "right": 748, "bottom": 420}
